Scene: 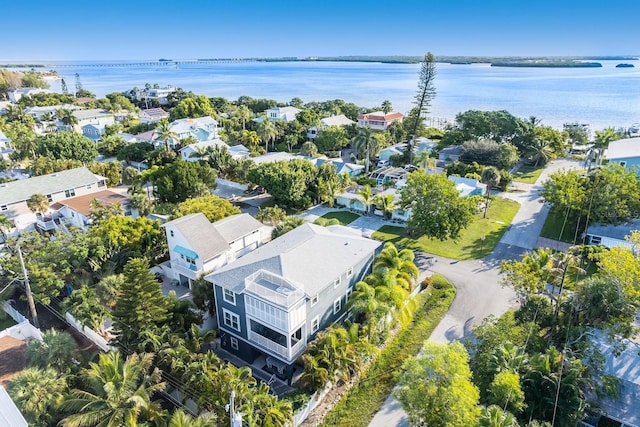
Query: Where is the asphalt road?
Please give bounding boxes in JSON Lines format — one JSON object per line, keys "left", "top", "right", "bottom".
{"left": 368, "top": 159, "right": 584, "bottom": 427}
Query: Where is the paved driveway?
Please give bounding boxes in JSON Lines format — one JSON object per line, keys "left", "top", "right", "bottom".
{"left": 368, "top": 159, "right": 584, "bottom": 427}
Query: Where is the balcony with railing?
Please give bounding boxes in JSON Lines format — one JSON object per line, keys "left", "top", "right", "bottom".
{"left": 248, "top": 328, "right": 307, "bottom": 362}
{"left": 244, "top": 270, "right": 305, "bottom": 309}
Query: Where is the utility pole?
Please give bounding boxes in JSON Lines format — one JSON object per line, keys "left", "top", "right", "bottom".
{"left": 16, "top": 242, "right": 39, "bottom": 328}
{"left": 229, "top": 391, "right": 242, "bottom": 427}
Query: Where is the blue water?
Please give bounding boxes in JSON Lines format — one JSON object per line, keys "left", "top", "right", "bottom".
{"left": 38, "top": 59, "right": 640, "bottom": 131}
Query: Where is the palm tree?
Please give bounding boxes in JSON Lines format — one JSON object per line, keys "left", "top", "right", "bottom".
{"left": 351, "top": 128, "right": 377, "bottom": 174}
{"left": 156, "top": 118, "right": 177, "bottom": 152}
{"left": 26, "top": 328, "right": 78, "bottom": 373}
{"left": 347, "top": 280, "right": 391, "bottom": 341}
{"left": 373, "top": 242, "right": 419, "bottom": 289}
{"left": 60, "top": 352, "right": 166, "bottom": 427}
{"left": 479, "top": 405, "right": 519, "bottom": 427}
{"left": 592, "top": 127, "right": 618, "bottom": 166}
{"left": 57, "top": 108, "right": 79, "bottom": 130}
{"left": 8, "top": 367, "right": 68, "bottom": 426}
{"left": 167, "top": 409, "right": 218, "bottom": 427}
{"left": 527, "top": 137, "right": 554, "bottom": 167}
{"left": 381, "top": 100, "right": 393, "bottom": 114}
{"left": 355, "top": 185, "right": 374, "bottom": 216}
{"left": 414, "top": 150, "right": 436, "bottom": 172}
{"left": 235, "top": 105, "right": 252, "bottom": 130}
{"left": 481, "top": 166, "right": 501, "bottom": 219}
{"left": 26, "top": 193, "right": 49, "bottom": 215}
{"left": 300, "top": 353, "right": 331, "bottom": 390}
{"left": 373, "top": 193, "right": 396, "bottom": 220}
{"left": 256, "top": 117, "right": 278, "bottom": 152}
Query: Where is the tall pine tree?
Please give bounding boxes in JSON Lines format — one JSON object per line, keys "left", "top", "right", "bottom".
{"left": 112, "top": 258, "right": 170, "bottom": 353}
{"left": 405, "top": 52, "right": 437, "bottom": 163}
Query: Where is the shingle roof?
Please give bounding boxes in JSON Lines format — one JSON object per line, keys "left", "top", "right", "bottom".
{"left": 320, "top": 114, "right": 355, "bottom": 127}
{"left": 0, "top": 167, "right": 105, "bottom": 206}
{"left": 207, "top": 223, "right": 381, "bottom": 297}
{"left": 164, "top": 213, "right": 230, "bottom": 262}
{"left": 213, "top": 213, "right": 263, "bottom": 243}
{"left": 586, "top": 219, "right": 640, "bottom": 241}
{"left": 52, "top": 190, "right": 129, "bottom": 216}
{"left": 72, "top": 109, "right": 113, "bottom": 120}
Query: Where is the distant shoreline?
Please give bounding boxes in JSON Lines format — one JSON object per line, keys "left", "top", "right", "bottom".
{"left": 0, "top": 55, "right": 638, "bottom": 68}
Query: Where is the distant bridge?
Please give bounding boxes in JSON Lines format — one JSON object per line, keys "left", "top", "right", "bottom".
{"left": 48, "top": 59, "right": 259, "bottom": 68}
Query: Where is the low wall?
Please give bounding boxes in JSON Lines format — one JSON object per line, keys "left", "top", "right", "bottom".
{"left": 0, "top": 321, "right": 43, "bottom": 341}
{"left": 294, "top": 382, "right": 333, "bottom": 426}
{"left": 2, "top": 302, "right": 27, "bottom": 324}
{"left": 65, "top": 312, "right": 115, "bottom": 352}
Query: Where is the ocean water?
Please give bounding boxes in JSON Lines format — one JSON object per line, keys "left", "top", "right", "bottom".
{"left": 38, "top": 59, "right": 640, "bottom": 131}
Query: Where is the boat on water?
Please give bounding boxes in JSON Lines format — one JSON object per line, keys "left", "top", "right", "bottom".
{"left": 616, "top": 63, "right": 634, "bottom": 68}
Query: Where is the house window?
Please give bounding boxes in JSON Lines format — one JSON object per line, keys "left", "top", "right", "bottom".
{"left": 311, "top": 294, "right": 319, "bottom": 306}
{"left": 333, "top": 298, "right": 342, "bottom": 314}
{"left": 98, "top": 181, "right": 106, "bottom": 187}
{"left": 224, "top": 289, "right": 236, "bottom": 305}
{"left": 347, "top": 267, "right": 353, "bottom": 278}
{"left": 223, "top": 309, "right": 240, "bottom": 331}
{"left": 346, "top": 287, "right": 353, "bottom": 302}
{"left": 170, "top": 230, "right": 174, "bottom": 237}
{"left": 334, "top": 277, "right": 341, "bottom": 288}
{"left": 185, "top": 256, "right": 196, "bottom": 266}
{"left": 86, "top": 184, "right": 92, "bottom": 189}
{"left": 0, "top": 205, "right": 7, "bottom": 211}
{"left": 46, "top": 194, "right": 53, "bottom": 202}
{"left": 65, "top": 188, "right": 76, "bottom": 198}
{"left": 311, "top": 316, "right": 319, "bottom": 333}
{"left": 620, "top": 161, "right": 627, "bottom": 167}
{"left": 590, "top": 236, "right": 602, "bottom": 245}
{"left": 230, "top": 337, "right": 239, "bottom": 350}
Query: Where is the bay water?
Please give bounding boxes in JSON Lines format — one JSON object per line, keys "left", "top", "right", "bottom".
{"left": 38, "top": 59, "right": 640, "bottom": 132}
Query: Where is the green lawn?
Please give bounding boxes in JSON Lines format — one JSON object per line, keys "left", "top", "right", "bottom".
{"left": 314, "top": 211, "right": 360, "bottom": 226}
{"left": 372, "top": 197, "right": 520, "bottom": 260}
{"left": 512, "top": 164, "right": 546, "bottom": 184}
{"left": 320, "top": 275, "right": 455, "bottom": 427}
{"left": 540, "top": 207, "right": 586, "bottom": 244}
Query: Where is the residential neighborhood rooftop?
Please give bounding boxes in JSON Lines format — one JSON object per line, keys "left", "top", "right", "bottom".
{"left": 50, "top": 189, "right": 129, "bottom": 216}
{"left": 586, "top": 219, "right": 640, "bottom": 242}
{"left": 0, "top": 167, "right": 106, "bottom": 206}
{"left": 207, "top": 223, "right": 381, "bottom": 297}
{"left": 604, "top": 137, "right": 640, "bottom": 160}
{"left": 163, "top": 213, "right": 230, "bottom": 262}
{"left": 212, "top": 213, "right": 263, "bottom": 243}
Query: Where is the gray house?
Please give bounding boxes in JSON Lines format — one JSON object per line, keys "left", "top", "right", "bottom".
{"left": 206, "top": 223, "right": 381, "bottom": 383}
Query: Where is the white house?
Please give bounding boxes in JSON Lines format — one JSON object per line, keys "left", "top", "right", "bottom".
{"left": 357, "top": 111, "right": 404, "bottom": 130}
{"left": 162, "top": 213, "right": 267, "bottom": 288}
{"left": 179, "top": 138, "right": 249, "bottom": 161}
{"left": 71, "top": 109, "right": 115, "bottom": 133}
{"left": 0, "top": 385, "right": 27, "bottom": 427}
{"left": 0, "top": 167, "right": 107, "bottom": 233}
{"left": 155, "top": 116, "right": 219, "bottom": 149}
{"left": 134, "top": 85, "right": 177, "bottom": 106}
{"left": 0, "top": 130, "right": 12, "bottom": 160}
{"left": 138, "top": 108, "right": 169, "bottom": 124}
{"left": 49, "top": 189, "right": 138, "bottom": 230}
{"left": 307, "top": 114, "right": 354, "bottom": 139}
{"left": 584, "top": 220, "right": 640, "bottom": 249}
{"left": 255, "top": 106, "right": 301, "bottom": 123}
{"left": 7, "top": 88, "right": 52, "bottom": 103}
{"left": 448, "top": 176, "right": 487, "bottom": 197}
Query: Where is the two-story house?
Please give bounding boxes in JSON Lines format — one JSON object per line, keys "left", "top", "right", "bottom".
{"left": 155, "top": 116, "right": 219, "bottom": 149}
{"left": 255, "top": 106, "right": 301, "bottom": 123}
{"left": 162, "top": 213, "right": 266, "bottom": 288}
{"left": 7, "top": 88, "right": 52, "bottom": 103}
{"left": 306, "top": 114, "right": 355, "bottom": 139}
{"left": 357, "top": 111, "right": 404, "bottom": 130}
{"left": 0, "top": 167, "right": 107, "bottom": 233}
{"left": 179, "top": 139, "right": 249, "bottom": 162}
{"left": 71, "top": 109, "right": 115, "bottom": 134}
{"left": 138, "top": 108, "right": 169, "bottom": 124}
{"left": 206, "top": 223, "right": 381, "bottom": 383}
{"left": 134, "top": 85, "right": 177, "bottom": 106}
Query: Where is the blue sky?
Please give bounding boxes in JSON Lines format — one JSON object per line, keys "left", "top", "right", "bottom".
{"left": 3, "top": 0, "right": 638, "bottom": 61}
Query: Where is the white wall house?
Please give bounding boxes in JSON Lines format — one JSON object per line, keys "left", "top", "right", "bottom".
{"left": 307, "top": 114, "right": 354, "bottom": 139}
{"left": 155, "top": 116, "right": 219, "bottom": 149}
{"left": 0, "top": 167, "right": 107, "bottom": 233}
{"left": 357, "top": 111, "right": 404, "bottom": 130}
{"left": 50, "top": 189, "right": 138, "bottom": 230}
{"left": 255, "top": 106, "right": 301, "bottom": 123}
{"left": 584, "top": 220, "right": 640, "bottom": 250}
{"left": 138, "top": 108, "right": 169, "bottom": 124}
{"left": 162, "top": 213, "right": 266, "bottom": 288}
{"left": 7, "top": 88, "right": 52, "bottom": 103}
{"left": 179, "top": 139, "right": 250, "bottom": 161}
{"left": 134, "top": 86, "right": 177, "bottom": 106}
{"left": 71, "top": 109, "right": 115, "bottom": 133}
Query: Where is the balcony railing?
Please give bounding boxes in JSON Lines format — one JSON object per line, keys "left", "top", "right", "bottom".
{"left": 248, "top": 330, "right": 307, "bottom": 362}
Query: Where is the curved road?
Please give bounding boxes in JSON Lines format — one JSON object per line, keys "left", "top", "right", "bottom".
{"left": 368, "top": 159, "right": 583, "bottom": 427}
